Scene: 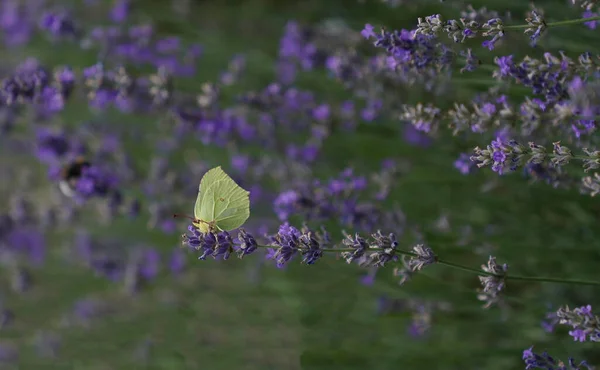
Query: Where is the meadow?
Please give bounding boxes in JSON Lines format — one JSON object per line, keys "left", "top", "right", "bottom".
{"left": 0, "top": 0, "right": 599, "bottom": 369}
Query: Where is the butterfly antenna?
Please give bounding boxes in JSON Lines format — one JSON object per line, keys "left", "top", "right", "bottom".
{"left": 173, "top": 214, "right": 211, "bottom": 225}
{"left": 173, "top": 214, "right": 195, "bottom": 221}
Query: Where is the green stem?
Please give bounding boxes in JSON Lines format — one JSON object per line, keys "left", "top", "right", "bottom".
{"left": 439, "top": 259, "right": 600, "bottom": 286}
{"left": 506, "top": 275, "right": 600, "bottom": 286}
{"left": 254, "top": 245, "right": 600, "bottom": 287}
{"left": 436, "top": 259, "right": 484, "bottom": 275}
{"left": 503, "top": 16, "right": 600, "bottom": 30}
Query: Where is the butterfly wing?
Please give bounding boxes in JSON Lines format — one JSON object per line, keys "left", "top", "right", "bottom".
{"left": 211, "top": 171, "right": 250, "bottom": 232}
{"left": 194, "top": 166, "right": 250, "bottom": 232}
{"left": 194, "top": 166, "right": 231, "bottom": 232}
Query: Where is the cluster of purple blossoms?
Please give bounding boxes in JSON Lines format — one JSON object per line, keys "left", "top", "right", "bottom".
{"left": 273, "top": 162, "right": 404, "bottom": 231}
{"left": 181, "top": 223, "right": 325, "bottom": 266}
{"left": 477, "top": 256, "right": 508, "bottom": 308}
{"left": 0, "top": 59, "right": 74, "bottom": 115}
{"left": 556, "top": 305, "right": 600, "bottom": 342}
{"left": 522, "top": 347, "right": 593, "bottom": 370}
{"left": 362, "top": 5, "right": 600, "bottom": 204}
{"left": 181, "top": 223, "right": 438, "bottom": 273}
{"left": 471, "top": 138, "right": 600, "bottom": 175}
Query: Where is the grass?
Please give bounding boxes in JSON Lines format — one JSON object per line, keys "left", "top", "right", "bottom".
{"left": 1, "top": 0, "right": 600, "bottom": 369}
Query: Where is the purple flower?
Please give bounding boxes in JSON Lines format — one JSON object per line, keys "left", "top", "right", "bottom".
{"left": 522, "top": 346, "right": 592, "bottom": 370}
{"left": 237, "top": 228, "right": 258, "bottom": 258}
{"left": 268, "top": 223, "right": 301, "bottom": 267}
{"left": 556, "top": 305, "right": 600, "bottom": 342}
{"left": 35, "top": 129, "right": 71, "bottom": 164}
{"left": 312, "top": 104, "right": 330, "bottom": 121}
{"left": 403, "top": 123, "right": 432, "bottom": 147}
{"left": 569, "top": 328, "right": 587, "bottom": 342}
{"left": 5, "top": 227, "right": 45, "bottom": 265}
{"left": 373, "top": 27, "right": 443, "bottom": 71}
{"left": 168, "top": 249, "right": 186, "bottom": 275}
{"left": 181, "top": 226, "right": 216, "bottom": 259}
{"left": 583, "top": 10, "right": 598, "bottom": 29}
{"left": 360, "top": 268, "right": 376, "bottom": 286}
{"left": 360, "top": 24, "right": 376, "bottom": 39}
{"left": 139, "top": 248, "right": 161, "bottom": 280}
{"left": 69, "top": 165, "right": 118, "bottom": 200}
{"left": 341, "top": 232, "right": 368, "bottom": 263}
{"left": 39, "top": 12, "right": 76, "bottom": 37}
{"left": 273, "top": 190, "right": 299, "bottom": 220}
{"left": 454, "top": 153, "right": 474, "bottom": 175}
{"left": 541, "top": 309, "right": 559, "bottom": 333}
{"left": 231, "top": 155, "right": 250, "bottom": 173}
{"left": 477, "top": 256, "right": 508, "bottom": 308}
{"left": 213, "top": 231, "right": 234, "bottom": 260}
{"left": 1, "top": 62, "right": 51, "bottom": 105}
{"left": 181, "top": 226, "right": 235, "bottom": 260}
{"left": 110, "top": 0, "right": 130, "bottom": 23}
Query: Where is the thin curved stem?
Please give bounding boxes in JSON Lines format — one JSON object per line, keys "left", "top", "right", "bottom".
{"left": 506, "top": 275, "right": 600, "bottom": 286}
{"left": 503, "top": 16, "right": 600, "bottom": 30}
{"left": 255, "top": 245, "right": 600, "bottom": 287}
{"left": 436, "top": 259, "right": 485, "bottom": 275}
{"left": 438, "top": 259, "right": 600, "bottom": 286}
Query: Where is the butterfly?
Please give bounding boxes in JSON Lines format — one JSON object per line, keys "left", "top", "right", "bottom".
{"left": 175, "top": 166, "right": 250, "bottom": 233}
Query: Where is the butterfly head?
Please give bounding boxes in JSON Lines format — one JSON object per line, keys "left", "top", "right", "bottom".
{"left": 173, "top": 214, "right": 215, "bottom": 234}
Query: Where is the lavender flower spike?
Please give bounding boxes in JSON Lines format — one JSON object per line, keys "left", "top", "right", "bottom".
{"left": 556, "top": 305, "right": 600, "bottom": 342}
{"left": 393, "top": 257, "right": 416, "bottom": 286}
{"left": 522, "top": 346, "right": 594, "bottom": 370}
{"left": 364, "top": 231, "right": 398, "bottom": 267}
{"left": 340, "top": 232, "right": 368, "bottom": 263}
{"left": 237, "top": 228, "right": 258, "bottom": 258}
{"left": 407, "top": 244, "right": 437, "bottom": 271}
{"left": 477, "top": 256, "right": 508, "bottom": 308}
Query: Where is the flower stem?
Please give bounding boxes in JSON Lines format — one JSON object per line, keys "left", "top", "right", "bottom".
{"left": 438, "top": 259, "right": 600, "bottom": 286}
{"left": 503, "top": 16, "right": 600, "bottom": 30}
{"left": 506, "top": 275, "right": 600, "bottom": 286}
{"left": 255, "top": 245, "right": 600, "bottom": 287}
{"left": 436, "top": 259, "right": 484, "bottom": 275}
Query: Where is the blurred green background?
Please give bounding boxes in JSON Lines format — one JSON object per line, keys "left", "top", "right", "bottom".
{"left": 1, "top": 0, "right": 600, "bottom": 369}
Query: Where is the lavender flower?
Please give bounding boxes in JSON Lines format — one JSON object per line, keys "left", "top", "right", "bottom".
{"left": 541, "top": 309, "right": 560, "bottom": 333}
{"left": 267, "top": 223, "right": 301, "bottom": 267}
{"left": 477, "top": 256, "right": 508, "bottom": 308}
{"left": 522, "top": 347, "right": 593, "bottom": 369}
{"left": 181, "top": 225, "right": 218, "bottom": 260}
{"left": 236, "top": 228, "right": 258, "bottom": 258}
{"left": 556, "top": 305, "right": 600, "bottom": 342}
{"left": 297, "top": 227, "right": 325, "bottom": 265}
{"left": 212, "top": 231, "right": 234, "bottom": 260}
{"left": 340, "top": 232, "right": 369, "bottom": 263}
{"left": 393, "top": 257, "right": 416, "bottom": 286}
{"left": 407, "top": 244, "right": 437, "bottom": 271}
{"left": 168, "top": 248, "right": 186, "bottom": 275}
{"left": 39, "top": 11, "right": 77, "bottom": 38}
{"left": 363, "top": 231, "right": 399, "bottom": 267}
